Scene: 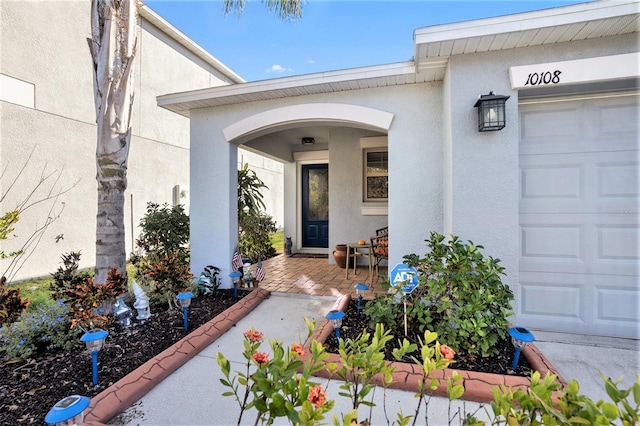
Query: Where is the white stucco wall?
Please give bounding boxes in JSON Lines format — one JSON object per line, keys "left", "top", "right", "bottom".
{"left": 442, "top": 32, "right": 639, "bottom": 312}
{"left": 0, "top": 1, "right": 281, "bottom": 282}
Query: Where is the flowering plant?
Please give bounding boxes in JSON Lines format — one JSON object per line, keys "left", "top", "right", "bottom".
{"left": 217, "top": 320, "right": 335, "bottom": 425}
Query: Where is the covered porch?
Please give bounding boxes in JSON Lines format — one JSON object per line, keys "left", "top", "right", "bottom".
{"left": 253, "top": 254, "right": 388, "bottom": 298}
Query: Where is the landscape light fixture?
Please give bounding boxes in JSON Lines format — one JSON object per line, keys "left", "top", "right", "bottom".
{"left": 176, "top": 292, "right": 195, "bottom": 331}
{"left": 354, "top": 283, "right": 369, "bottom": 315}
{"left": 508, "top": 326, "right": 535, "bottom": 370}
{"left": 229, "top": 271, "right": 242, "bottom": 300}
{"left": 474, "top": 91, "right": 510, "bottom": 132}
{"left": 45, "top": 394, "right": 91, "bottom": 425}
{"left": 301, "top": 137, "right": 315, "bottom": 146}
{"left": 325, "top": 310, "right": 345, "bottom": 339}
{"left": 80, "top": 328, "right": 108, "bottom": 386}
{"left": 113, "top": 298, "right": 133, "bottom": 327}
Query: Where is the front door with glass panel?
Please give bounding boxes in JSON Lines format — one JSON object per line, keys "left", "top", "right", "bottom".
{"left": 302, "top": 164, "right": 328, "bottom": 248}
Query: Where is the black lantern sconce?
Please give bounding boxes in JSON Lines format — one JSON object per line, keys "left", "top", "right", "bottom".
{"left": 474, "top": 92, "right": 510, "bottom": 132}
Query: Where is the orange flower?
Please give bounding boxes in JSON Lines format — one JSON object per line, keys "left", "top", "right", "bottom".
{"left": 291, "top": 342, "right": 305, "bottom": 357}
{"left": 244, "top": 328, "right": 264, "bottom": 343}
{"left": 252, "top": 351, "right": 269, "bottom": 364}
{"left": 440, "top": 344, "right": 455, "bottom": 360}
{"left": 308, "top": 384, "right": 327, "bottom": 408}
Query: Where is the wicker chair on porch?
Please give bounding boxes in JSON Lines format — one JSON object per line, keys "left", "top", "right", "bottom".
{"left": 370, "top": 226, "right": 388, "bottom": 279}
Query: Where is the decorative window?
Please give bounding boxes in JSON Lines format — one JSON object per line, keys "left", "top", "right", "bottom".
{"left": 363, "top": 149, "right": 388, "bottom": 201}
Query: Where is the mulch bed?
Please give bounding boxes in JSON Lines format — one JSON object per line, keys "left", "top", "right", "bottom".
{"left": 0, "top": 289, "right": 248, "bottom": 426}
{"left": 323, "top": 299, "right": 532, "bottom": 377}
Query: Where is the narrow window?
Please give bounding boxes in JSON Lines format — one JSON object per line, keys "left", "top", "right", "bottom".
{"left": 364, "top": 149, "right": 388, "bottom": 201}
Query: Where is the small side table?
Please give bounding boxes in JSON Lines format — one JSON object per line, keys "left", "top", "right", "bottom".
{"left": 345, "top": 243, "right": 373, "bottom": 283}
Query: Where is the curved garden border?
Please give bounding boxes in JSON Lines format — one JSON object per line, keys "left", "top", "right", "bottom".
{"left": 83, "top": 288, "right": 271, "bottom": 425}
{"left": 303, "top": 294, "right": 567, "bottom": 404}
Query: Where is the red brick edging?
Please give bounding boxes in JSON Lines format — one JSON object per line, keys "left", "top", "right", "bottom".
{"left": 83, "top": 288, "right": 271, "bottom": 425}
{"left": 304, "top": 294, "right": 567, "bottom": 403}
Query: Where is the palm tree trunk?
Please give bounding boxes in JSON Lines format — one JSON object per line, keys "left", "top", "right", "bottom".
{"left": 88, "top": 0, "right": 137, "bottom": 284}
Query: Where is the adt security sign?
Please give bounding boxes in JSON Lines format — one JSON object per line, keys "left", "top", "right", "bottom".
{"left": 390, "top": 263, "right": 418, "bottom": 294}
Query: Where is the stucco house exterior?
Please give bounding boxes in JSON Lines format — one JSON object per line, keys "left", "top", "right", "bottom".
{"left": 159, "top": 0, "right": 639, "bottom": 339}
{"left": 0, "top": 1, "right": 283, "bottom": 281}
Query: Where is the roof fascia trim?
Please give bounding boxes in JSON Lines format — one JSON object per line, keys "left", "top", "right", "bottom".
{"left": 158, "top": 61, "right": 420, "bottom": 107}
{"left": 414, "top": 0, "right": 638, "bottom": 46}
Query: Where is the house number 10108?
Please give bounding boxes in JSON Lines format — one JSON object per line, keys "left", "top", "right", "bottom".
{"left": 524, "top": 70, "right": 562, "bottom": 86}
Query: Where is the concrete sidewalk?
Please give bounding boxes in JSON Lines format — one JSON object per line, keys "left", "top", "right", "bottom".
{"left": 110, "top": 293, "right": 639, "bottom": 426}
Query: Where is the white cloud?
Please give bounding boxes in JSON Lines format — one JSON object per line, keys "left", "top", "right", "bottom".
{"left": 266, "top": 64, "right": 292, "bottom": 73}
{"left": 306, "top": 59, "right": 316, "bottom": 64}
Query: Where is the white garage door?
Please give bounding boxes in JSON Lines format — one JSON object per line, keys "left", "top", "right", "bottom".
{"left": 519, "top": 93, "right": 639, "bottom": 339}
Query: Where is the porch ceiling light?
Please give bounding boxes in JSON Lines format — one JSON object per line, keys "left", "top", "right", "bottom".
{"left": 474, "top": 91, "right": 510, "bottom": 132}
{"left": 301, "top": 137, "right": 315, "bottom": 145}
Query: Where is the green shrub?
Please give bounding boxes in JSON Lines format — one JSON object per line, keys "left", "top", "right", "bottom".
{"left": 0, "top": 301, "right": 76, "bottom": 360}
{"left": 489, "top": 371, "right": 640, "bottom": 425}
{"left": 239, "top": 212, "right": 277, "bottom": 262}
{"left": 61, "top": 268, "right": 126, "bottom": 331}
{"left": 401, "top": 231, "right": 514, "bottom": 357}
{"left": 362, "top": 293, "right": 401, "bottom": 331}
{"left": 136, "top": 202, "right": 189, "bottom": 262}
{"left": 50, "top": 251, "right": 91, "bottom": 301}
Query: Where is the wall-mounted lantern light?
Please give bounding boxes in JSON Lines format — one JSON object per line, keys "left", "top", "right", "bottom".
{"left": 301, "top": 137, "right": 315, "bottom": 146}
{"left": 474, "top": 91, "right": 510, "bottom": 132}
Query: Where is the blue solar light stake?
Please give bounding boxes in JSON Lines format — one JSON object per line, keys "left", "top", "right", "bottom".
{"left": 45, "top": 395, "right": 90, "bottom": 425}
{"left": 80, "top": 329, "right": 108, "bottom": 386}
{"left": 229, "top": 271, "right": 242, "bottom": 300}
{"left": 326, "top": 310, "right": 345, "bottom": 339}
{"left": 176, "top": 292, "right": 195, "bottom": 331}
{"left": 508, "top": 326, "right": 535, "bottom": 370}
{"left": 354, "top": 283, "right": 369, "bottom": 315}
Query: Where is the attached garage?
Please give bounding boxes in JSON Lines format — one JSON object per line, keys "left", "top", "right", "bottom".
{"left": 518, "top": 90, "right": 639, "bottom": 338}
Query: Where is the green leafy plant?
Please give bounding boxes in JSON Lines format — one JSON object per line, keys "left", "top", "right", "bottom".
{"left": 362, "top": 292, "right": 401, "bottom": 331}
{"left": 136, "top": 202, "right": 190, "bottom": 262}
{"left": 196, "top": 265, "right": 221, "bottom": 295}
{"left": 60, "top": 268, "right": 126, "bottom": 331}
{"left": 237, "top": 164, "right": 277, "bottom": 262}
{"left": 327, "top": 323, "right": 398, "bottom": 412}
{"left": 488, "top": 371, "right": 640, "bottom": 425}
{"left": 0, "top": 276, "right": 30, "bottom": 327}
{"left": 50, "top": 251, "right": 92, "bottom": 301}
{"left": 132, "top": 202, "right": 192, "bottom": 307}
{"left": 402, "top": 232, "right": 515, "bottom": 357}
{"left": 217, "top": 319, "right": 334, "bottom": 425}
{"left": 239, "top": 212, "right": 277, "bottom": 262}
{"left": 144, "top": 252, "right": 193, "bottom": 308}
{"left": 0, "top": 301, "right": 76, "bottom": 360}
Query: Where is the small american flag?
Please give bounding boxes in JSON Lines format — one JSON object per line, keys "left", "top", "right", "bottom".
{"left": 255, "top": 257, "right": 265, "bottom": 282}
{"left": 232, "top": 245, "right": 243, "bottom": 270}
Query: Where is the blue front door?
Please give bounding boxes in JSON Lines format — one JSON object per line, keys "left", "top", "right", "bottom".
{"left": 302, "top": 164, "right": 329, "bottom": 248}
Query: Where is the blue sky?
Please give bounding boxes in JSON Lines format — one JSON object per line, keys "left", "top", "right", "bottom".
{"left": 145, "top": 1, "right": 592, "bottom": 82}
